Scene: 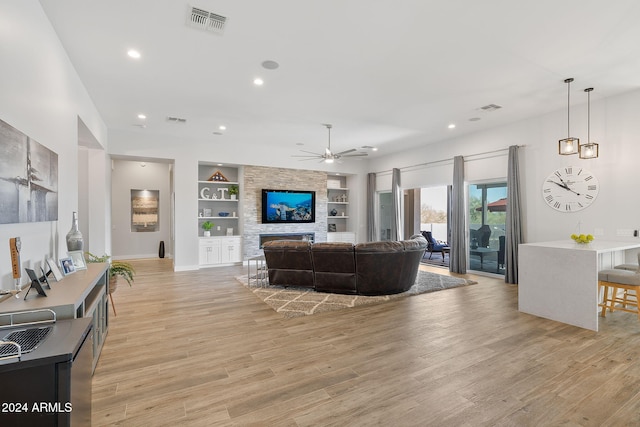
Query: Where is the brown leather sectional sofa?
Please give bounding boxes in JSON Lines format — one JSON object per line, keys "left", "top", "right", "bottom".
{"left": 262, "top": 236, "right": 427, "bottom": 296}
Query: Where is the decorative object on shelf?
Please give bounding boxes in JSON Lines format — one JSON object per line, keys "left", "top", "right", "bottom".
{"left": 219, "top": 187, "right": 228, "bottom": 199}
{"left": 202, "top": 221, "right": 214, "bottom": 237}
{"left": 558, "top": 78, "right": 579, "bottom": 155}
{"left": 328, "top": 224, "right": 337, "bottom": 232}
{"left": 330, "top": 208, "right": 338, "bottom": 216}
{"left": 9, "top": 237, "right": 21, "bottom": 285}
{"left": 579, "top": 88, "right": 599, "bottom": 159}
{"left": 199, "top": 210, "right": 204, "bottom": 217}
{"left": 218, "top": 212, "right": 230, "bottom": 217}
{"left": 229, "top": 185, "right": 239, "bottom": 200}
{"left": 66, "top": 211, "right": 84, "bottom": 251}
{"left": 341, "top": 211, "right": 345, "bottom": 216}
{"left": 542, "top": 166, "right": 599, "bottom": 212}
{"left": 571, "top": 233, "right": 594, "bottom": 244}
{"left": 339, "top": 194, "right": 347, "bottom": 202}
{"left": 68, "top": 250, "right": 87, "bottom": 271}
{"left": 232, "top": 211, "right": 237, "bottom": 217}
{"left": 46, "top": 258, "right": 63, "bottom": 281}
{"left": 59, "top": 257, "right": 75, "bottom": 275}
{"left": 293, "top": 124, "right": 368, "bottom": 163}
{"left": 211, "top": 193, "right": 218, "bottom": 200}
{"left": 208, "top": 170, "right": 229, "bottom": 181}
{"left": 200, "top": 187, "right": 210, "bottom": 199}
{"left": 86, "top": 252, "right": 136, "bottom": 316}
{"left": 203, "top": 208, "right": 212, "bottom": 217}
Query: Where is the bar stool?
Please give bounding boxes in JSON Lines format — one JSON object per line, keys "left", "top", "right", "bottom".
{"left": 598, "top": 269, "right": 640, "bottom": 319}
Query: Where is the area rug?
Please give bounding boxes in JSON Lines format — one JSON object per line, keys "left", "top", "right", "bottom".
{"left": 236, "top": 270, "right": 476, "bottom": 318}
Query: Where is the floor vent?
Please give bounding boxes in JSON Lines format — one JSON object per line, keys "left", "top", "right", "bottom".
{"left": 187, "top": 6, "right": 227, "bottom": 35}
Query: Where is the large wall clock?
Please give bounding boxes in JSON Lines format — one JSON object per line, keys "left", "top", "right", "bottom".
{"left": 542, "top": 166, "right": 599, "bottom": 212}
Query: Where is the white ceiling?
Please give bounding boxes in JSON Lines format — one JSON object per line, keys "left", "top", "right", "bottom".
{"left": 39, "top": 0, "right": 640, "bottom": 159}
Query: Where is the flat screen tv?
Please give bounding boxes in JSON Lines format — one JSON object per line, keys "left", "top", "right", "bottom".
{"left": 262, "top": 189, "right": 316, "bottom": 224}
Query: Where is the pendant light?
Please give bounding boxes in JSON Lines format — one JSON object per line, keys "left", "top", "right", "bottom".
{"left": 558, "top": 78, "right": 579, "bottom": 155}
{"left": 579, "top": 88, "right": 599, "bottom": 159}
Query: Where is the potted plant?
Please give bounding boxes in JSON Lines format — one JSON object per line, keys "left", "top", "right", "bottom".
{"left": 229, "top": 185, "right": 239, "bottom": 200}
{"left": 202, "top": 220, "right": 214, "bottom": 237}
{"left": 85, "top": 252, "right": 135, "bottom": 316}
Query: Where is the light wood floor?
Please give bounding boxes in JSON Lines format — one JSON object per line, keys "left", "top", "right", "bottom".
{"left": 92, "top": 259, "right": 640, "bottom": 426}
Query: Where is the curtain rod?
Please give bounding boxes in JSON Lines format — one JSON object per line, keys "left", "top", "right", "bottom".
{"left": 373, "top": 144, "right": 526, "bottom": 176}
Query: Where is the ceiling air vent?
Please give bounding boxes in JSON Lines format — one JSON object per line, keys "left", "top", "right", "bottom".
{"left": 166, "top": 116, "right": 187, "bottom": 123}
{"left": 187, "top": 6, "right": 227, "bottom": 35}
{"left": 479, "top": 104, "right": 502, "bottom": 112}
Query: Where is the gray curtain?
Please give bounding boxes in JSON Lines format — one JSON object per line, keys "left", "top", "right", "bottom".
{"left": 450, "top": 156, "right": 467, "bottom": 274}
{"left": 505, "top": 145, "right": 523, "bottom": 284}
{"left": 391, "top": 168, "right": 402, "bottom": 241}
{"left": 367, "top": 172, "right": 376, "bottom": 242}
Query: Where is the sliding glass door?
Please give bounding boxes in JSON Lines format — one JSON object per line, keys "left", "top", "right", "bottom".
{"left": 468, "top": 182, "right": 506, "bottom": 274}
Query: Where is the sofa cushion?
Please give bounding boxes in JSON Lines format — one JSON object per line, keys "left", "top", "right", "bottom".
{"left": 263, "top": 240, "right": 314, "bottom": 288}
{"left": 311, "top": 242, "right": 356, "bottom": 294}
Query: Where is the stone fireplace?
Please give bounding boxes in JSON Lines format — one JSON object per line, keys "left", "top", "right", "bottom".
{"left": 258, "top": 232, "right": 315, "bottom": 248}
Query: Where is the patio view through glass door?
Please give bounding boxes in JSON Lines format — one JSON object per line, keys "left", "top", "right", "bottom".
{"left": 420, "top": 186, "right": 449, "bottom": 266}
{"left": 469, "top": 182, "right": 507, "bottom": 275}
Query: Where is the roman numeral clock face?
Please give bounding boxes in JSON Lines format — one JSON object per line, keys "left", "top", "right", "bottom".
{"left": 542, "top": 167, "right": 599, "bottom": 212}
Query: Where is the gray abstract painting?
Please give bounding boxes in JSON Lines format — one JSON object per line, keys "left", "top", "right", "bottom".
{"left": 0, "top": 119, "right": 58, "bottom": 224}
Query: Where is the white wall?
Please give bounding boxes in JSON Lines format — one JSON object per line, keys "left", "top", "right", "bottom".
{"left": 111, "top": 160, "right": 172, "bottom": 260}
{"left": 368, "top": 88, "right": 640, "bottom": 246}
{"left": 0, "top": 2, "right": 108, "bottom": 290}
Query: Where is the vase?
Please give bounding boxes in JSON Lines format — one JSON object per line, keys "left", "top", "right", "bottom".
{"left": 66, "top": 211, "right": 84, "bottom": 251}
{"left": 204, "top": 231, "right": 211, "bottom": 237}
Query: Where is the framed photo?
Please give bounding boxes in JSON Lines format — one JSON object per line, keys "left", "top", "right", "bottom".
{"left": 68, "top": 250, "right": 87, "bottom": 270}
{"left": 59, "top": 257, "right": 76, "bottom": 275}
{"left": 47, "top": 258, "right": 64, "bottom": 281}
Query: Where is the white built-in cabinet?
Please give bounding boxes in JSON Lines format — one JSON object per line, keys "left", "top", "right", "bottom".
{"left": 198, "top": 163, "right": 242, "bottom": 267}
{"left": 199, "top": 236, "right": 242, "bottom": 266}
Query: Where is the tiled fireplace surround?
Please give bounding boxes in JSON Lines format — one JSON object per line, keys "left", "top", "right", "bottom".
{"left": 243, "top": 165, "right": 328, "bottom": 259}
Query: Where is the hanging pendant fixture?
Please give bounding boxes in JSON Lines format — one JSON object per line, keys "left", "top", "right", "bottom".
{"left": 558, "top": 78, "right": 579, "bottom": 155}
{"left": 579, "top": 87, "right": 599, "bottom": 159}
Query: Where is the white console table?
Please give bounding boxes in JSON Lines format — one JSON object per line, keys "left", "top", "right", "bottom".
{"left": 519, "top": 240, "right": 640, "bottom": 331}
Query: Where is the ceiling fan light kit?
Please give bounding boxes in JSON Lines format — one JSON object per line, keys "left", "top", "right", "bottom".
{"left": 293, "top": 124, "right": 368, "bottom": 163}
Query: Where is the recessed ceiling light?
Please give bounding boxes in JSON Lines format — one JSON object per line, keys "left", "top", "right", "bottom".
{"left": 219, "top": 125, "right": 226, "bottom": 131}
{"left": 448, "top": 124, "right": 456, "bottom": 129}
{"left": 217, "top": 163, "right": 223, "bottom": 166}
{"left": 127, "top": 49, "right": 141, "bottom": 59}
{"left": 137, "top": 114, "right": 146, "bottom": 119}
{"left": 372, "top": 147, "right": 378, "bottom": 151}
{"left": 262, "top": 60, "right": 279, "bottom": 70}
{"left": 253, "top": 78, "right": 264, "bottom": 86}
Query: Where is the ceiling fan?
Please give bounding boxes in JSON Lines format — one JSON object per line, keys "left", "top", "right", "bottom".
{"left": 293, "top": 124, "right": 368, "bottom": 163}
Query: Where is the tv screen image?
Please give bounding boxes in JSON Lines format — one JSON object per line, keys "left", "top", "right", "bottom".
{"left": 262, "top": 189, "right": 316, "bottom": 224}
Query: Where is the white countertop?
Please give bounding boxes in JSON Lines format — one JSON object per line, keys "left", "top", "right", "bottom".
{"left": 521, "top": 239, "right": 640, "bottom": 253}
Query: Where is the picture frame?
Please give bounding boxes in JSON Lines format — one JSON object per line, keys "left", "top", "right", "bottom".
{"left": 46, "top": 258, "right": 64, "bottom": 281}
{"left": 59, "top": 257, "right": 76, "bottom": 275}
{"left": 68, "top": 250, "right": 87, "bottom": 270}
